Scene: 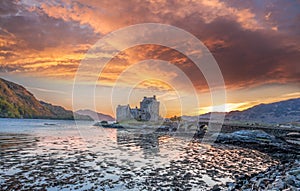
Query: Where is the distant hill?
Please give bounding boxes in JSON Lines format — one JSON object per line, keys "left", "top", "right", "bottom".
{"left": 40, "top": 101, "right": 92, "bottom": 120}
{"left": 226, "top": 98, "right": 300, "bottom": 124}
{"left": 75, "top": 109, "right": 115, "bottom": 121}
{"left": 0, "top": 78, "right": 92, "bottom": 120}
{"left": 195, "top": 98, "right": 300, "bottom": 124}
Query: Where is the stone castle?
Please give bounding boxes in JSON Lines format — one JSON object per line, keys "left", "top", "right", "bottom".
{"left": 116, "top": 95, "right": 160, "bottom": 122}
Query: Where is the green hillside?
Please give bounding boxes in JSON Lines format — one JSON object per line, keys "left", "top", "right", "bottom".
{"left": 0, "top": 78, "right": 91, "bottom": 120}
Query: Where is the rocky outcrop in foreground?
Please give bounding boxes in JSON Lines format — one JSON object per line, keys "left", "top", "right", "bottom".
{"left": 208, "top": 130, "right": 300, "bottom": 190}
{"left": 226, "top": 159, "right": 300, "bottom": 191}
{"left": 214, "top": 130, "right": 300, "bottom": 154}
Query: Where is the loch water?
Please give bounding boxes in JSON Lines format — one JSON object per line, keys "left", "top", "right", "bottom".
{"left": 0, "top": 119, "right": 278, "bottom": 190}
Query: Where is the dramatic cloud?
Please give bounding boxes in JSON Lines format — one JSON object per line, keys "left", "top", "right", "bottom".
{"left": 0, "top": 0, "right": 299, "bottom": 114}
{"left": 0, "top": 0, "right": 98, "bottom": 78}
{"left": 38, "top": 0, "right": 264, "bottom": 33}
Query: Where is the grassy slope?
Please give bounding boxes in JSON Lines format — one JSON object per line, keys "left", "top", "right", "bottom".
{"left": 0, "top": 78, "right": 90, "bottom": 120}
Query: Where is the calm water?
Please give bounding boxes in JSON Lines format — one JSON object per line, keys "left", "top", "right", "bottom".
{"left": 0, "top": 119, "right": 278, "bottom": 190}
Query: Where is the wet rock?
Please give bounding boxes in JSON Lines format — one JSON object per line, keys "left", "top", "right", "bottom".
{"left": 211, "top": 185, "right": 221, "bottom": 191}
{"left": 0, "top": 131, "right": 295, "bottom": 191}
{"left": 229, "top": 159, "right": 300, "bottom": 190}
{"left": 285, "top": 132, "right": 300, "bottom": 145}
{"left": 215, "top": 130, "right": 279, "bottom": 144}
{"left": 215, "top": 130, "right": 300, "bottom": 155}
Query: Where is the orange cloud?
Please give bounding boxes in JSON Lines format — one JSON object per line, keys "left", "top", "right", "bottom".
{"left": 1, "top": 0, "right": 299, "bottom": 116}
{"left": 38, "top": 0, "right": 264, "bottom": 35}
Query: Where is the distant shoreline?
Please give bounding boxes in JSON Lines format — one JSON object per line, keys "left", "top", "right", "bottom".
{"left": 0, "top": 116, "right": 93, "bottom": 121}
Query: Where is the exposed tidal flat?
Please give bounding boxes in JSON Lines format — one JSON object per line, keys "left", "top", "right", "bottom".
{"left": 0, "top": 119, "right": 299, "bottom": 190}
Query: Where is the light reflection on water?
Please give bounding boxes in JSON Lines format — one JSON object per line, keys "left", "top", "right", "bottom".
{"left": 0, "top": 119, "right": 279, "bottom": 190}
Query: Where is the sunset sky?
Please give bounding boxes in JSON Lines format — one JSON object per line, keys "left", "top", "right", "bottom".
{"left": 0, "top": 0, "right": 299, "bottom": 117}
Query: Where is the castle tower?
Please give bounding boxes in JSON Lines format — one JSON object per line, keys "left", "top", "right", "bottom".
{"left": 140, "top": 95, "right": 160, "bottom": 121}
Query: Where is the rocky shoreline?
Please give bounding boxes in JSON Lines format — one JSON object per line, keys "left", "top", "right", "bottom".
{"left": 226, "top": 159, "right": 300, "bottom": 191}
{"left": 0, "top": 131, "right": 282, "bottom": 191}
{"left": 1, "top": 121, "right": 299, "bottom": 190}
{"left": 217, "top": 150, "right": 300, "bottom": 191}
{"left": 204, "top": 129, "right": 300, "bottom": 191}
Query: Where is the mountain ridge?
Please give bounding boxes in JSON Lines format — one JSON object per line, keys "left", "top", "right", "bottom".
{"left": 0, "top": 78, "right": 92, "bottom": 120}
{"left": 226, "top": 98, "right": 300, "bottom": 124}
{"left": 188, "top": 98, "right": 300, "bottom": 124}
{"left": 75, "top": 109, "right": 115, "bottom": 121}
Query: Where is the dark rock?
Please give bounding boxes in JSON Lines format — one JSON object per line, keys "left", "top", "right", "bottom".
{"left": 216, "top": 130, "right": 278, "bottom": 144}
{"left": 211, "top": 185, "right": 221, "bottom": 191}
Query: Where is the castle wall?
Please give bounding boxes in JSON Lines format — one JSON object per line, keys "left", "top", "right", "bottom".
{"left": 116, "top": 105, "right": 133, "bottom": 122}
{"left": 130, "top": 108, "right": 141, "bottom": 120}
{"left": 149, "top": 101, "right": 159, "bottom": 121}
